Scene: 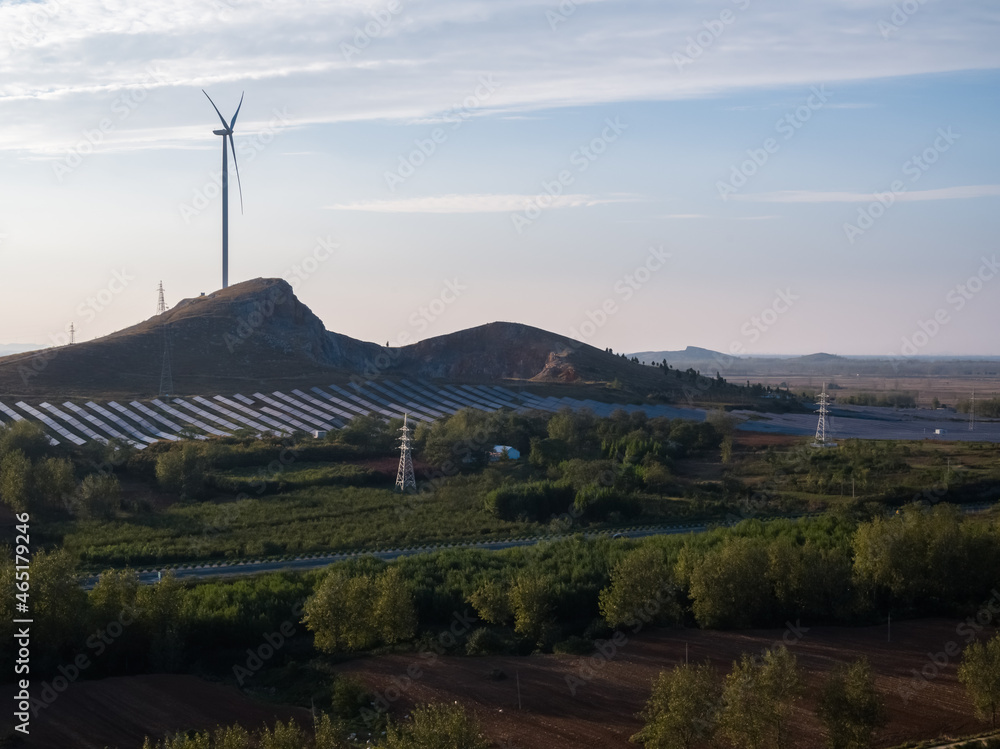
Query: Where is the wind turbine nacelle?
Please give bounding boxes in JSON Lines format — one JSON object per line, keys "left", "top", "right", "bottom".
{"left": 213, "top": 129, "right": 230, "bottom": 136}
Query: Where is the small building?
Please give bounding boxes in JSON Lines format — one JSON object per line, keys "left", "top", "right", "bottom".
{"left": 312, "top": 430, "right": 327, "bottom": 440}
{"left": 490, "top": 445, "right": 521, "bottom": 461}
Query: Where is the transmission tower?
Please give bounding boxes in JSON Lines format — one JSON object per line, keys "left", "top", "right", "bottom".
{"left": 812, "top": 384, "right": 834, "bottom": 447}
{"left": 69, "top": 323, "right": 75, "bottom": 345}
{"left": 969, "top": 390, "right": 975, "bottom": 431}
{"left": 395, "top": 413, "right": 416, "bottom": 492}
{"left": 156, "top": 281, "right": 167, "bottom": 315}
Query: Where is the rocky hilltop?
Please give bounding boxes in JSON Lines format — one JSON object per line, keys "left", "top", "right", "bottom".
{"left": 0, "top": 278, "right": 686, "bottom": 398}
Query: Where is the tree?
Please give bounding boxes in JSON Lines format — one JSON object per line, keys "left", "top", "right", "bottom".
{"left": 381, "top": 703, "right": 490, "bottom": 749}
{"left": 0, "top": 449, "right": 31, "bottom": 511}
{"left": 599, "top": 545, "right": 679, "bottom": 630}
{"left": 468, "top": 579, "right": 513, "bottom": 625}
{"left": 719, "top": 647, "right": 800, "bottom": 749}
{"left": 304, "top": 565, "right": 416, "bottom": 653}
{"left": 75, "top": 472, "right": 122, "bottom": 518}
{"left": 631, "top": 662, "right": 720, "bottom": 748}
{"left": 510, "top": 573, "right": 554, "bottom": 645}
{"left": 0, "top": 419, "right": 51, "bottom": 462}
{"left": 156, "top": 443, "right": 207, "bottom": 499}
{"left": 679, "top": 537, "right": 773, "bottom": 628}
{"left": 958, "top": 632, "right": 1000, "bottom": 729}
{"left": 817, "top": 658, "right": 886, "bottom": 749}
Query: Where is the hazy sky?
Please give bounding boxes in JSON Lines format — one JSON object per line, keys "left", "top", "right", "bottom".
{"left": 1, "top": 0, "right": 998, "bottom": 356}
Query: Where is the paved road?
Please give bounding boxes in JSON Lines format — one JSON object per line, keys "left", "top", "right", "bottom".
{"left": 82, "top": 522, "right": 713, "bottom": 588}
{"left": 80, "top": 503, "right": 995, "bottom": 588}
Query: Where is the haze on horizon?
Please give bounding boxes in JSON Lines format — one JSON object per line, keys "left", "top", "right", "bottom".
{"left": 1, "top": 0, "right": 998, "bottom": 358}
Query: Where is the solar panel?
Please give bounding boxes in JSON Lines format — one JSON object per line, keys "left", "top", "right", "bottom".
{"left": 86, "top": 402, "right": 158, "bottom": 443}
{"left": 150, "top": 399, "right": 228, "bottom": 437}
{"left": 108, "top": 402, "right": 178, "bottom": 441}
{"left": 41, "top": 403, "right": 110, "bottom": 443}
{"left": 254, "top": 393, "right": 333, "bottom": 431}
{"left": 62, "top": 402, "right": 144, "bottom": 449}
{"left": 271, "top": 392, "right": 342, "bottom": 429}
{"left": 194, "top": 396, "right": 276, "bottom": 434}
{"left": 15, "top": 402, "right": 83, "bottom": 445}
{"left": 213, "top": 396, "right": 297, "bottom": 434}
{"left": 170, "top": 398, "right": 241, "bottom": 431}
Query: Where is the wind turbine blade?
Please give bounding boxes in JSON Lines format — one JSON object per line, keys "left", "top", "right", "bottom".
{"left": 202, "top": 89, "right": 229, "bottom": 130}
{"left": 229, "top": 91, "right": 245, "bottom": 130}
{"left": 228, "top": 133, "right": 244, "bottom": 214}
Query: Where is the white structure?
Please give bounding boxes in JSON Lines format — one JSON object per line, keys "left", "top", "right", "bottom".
{"left": 490, "top": 445, "right": 521, "bottom": 461}
{"left": 812, "top": 384, "right": 837, "bottom": 448}
{"left": 395, "top": 413, "right": 416, "bottom": 492}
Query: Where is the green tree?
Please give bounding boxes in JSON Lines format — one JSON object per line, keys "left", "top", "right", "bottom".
{"left": 817, "top": 658, "right": 886, "bottom": 749}
{"left": 0, "top": 419, "right": 51, "bottom": 462}
{"left": 599, "top": 545, "right": 679, "bottom": 630}
{"left": 467, "top": 579, "right": 513, "bottom": 625}
{"left": 631, "top": 662, "right": 720, "bottom": 748}
{"left": 380, "top": 703, "right": 489, "bottom": 749}
{"left": 958, "top": 632, "right": 1000, "bottom": 729}
{"left": 305, "top": 565, "right": 416, "bottom": 653}
{"left": 0, "top": 449, "right": 31, "bottom": 511}
{"left": 155, "top": 443, "right": 207, "bottom": 499}
{"left": 75, "top": 472, "right": 122, "bottom": 519}
{"left": 510, "top": 573, "right": 554, "bottom": 645}
{"left": 719, "top": 647, "right": 800, "bottom": 749}
{"left": 679, "top": 537, "right": 773, "bottom": 628}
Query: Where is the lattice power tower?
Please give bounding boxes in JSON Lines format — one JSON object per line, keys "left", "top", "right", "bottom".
{"left": 395, "top": 413, "right": 416, "bottom": 492}
{"left": 812, "top": 384, "right": 836, "bottom": 448}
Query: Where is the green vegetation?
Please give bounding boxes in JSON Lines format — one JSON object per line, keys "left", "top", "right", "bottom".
{"left": 959, "top": 632, "right": 1000, "bottom": 729}
{"left": 817, "top": 658, "right": 887, "bottom": 749}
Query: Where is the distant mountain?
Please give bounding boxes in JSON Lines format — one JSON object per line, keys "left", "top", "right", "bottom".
{"left": 629, "top": 348, "right": 1000, "bottom": 378}
{"left": 0, "top": 343, "right": 43, "bottom": 357}
{"left": 0, "top": 278, "right": 707, "bottom": 399}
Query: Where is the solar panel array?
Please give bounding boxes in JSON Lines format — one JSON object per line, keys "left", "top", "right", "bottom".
{"left": 0, "top": 379, "right": 703, "bottom": 448}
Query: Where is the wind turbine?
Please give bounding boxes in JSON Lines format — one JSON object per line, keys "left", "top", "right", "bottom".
{"left": 202, "top": 89, "right": 244, "bottom": 289}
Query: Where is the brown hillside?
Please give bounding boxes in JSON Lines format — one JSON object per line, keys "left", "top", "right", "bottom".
{"left": 0, "top": 278, "right": 703, "bottom": 400}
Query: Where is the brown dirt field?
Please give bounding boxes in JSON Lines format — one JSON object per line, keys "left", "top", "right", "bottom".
{"left": 10, "top": 674, "right": 310, "bottom": 749}
{"left": 751, "top": 374, "right": 999, "bottom": 408}
{"left": 339, "top": 619, "right": 991, "bottom": 749}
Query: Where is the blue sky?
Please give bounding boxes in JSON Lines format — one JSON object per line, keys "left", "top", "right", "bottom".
{"left": 1, "top": 0, "right": 998, "bottom": 356}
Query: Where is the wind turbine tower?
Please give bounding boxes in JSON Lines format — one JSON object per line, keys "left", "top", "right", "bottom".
{"left": 202, "top": 90, "right": 244, "bottom": 289}
{"left": 395, "top": 413, "right": 416, "bottom": 492}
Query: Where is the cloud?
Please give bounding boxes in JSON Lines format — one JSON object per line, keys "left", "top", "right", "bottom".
{"left": 732, "top": 185, "right": 1000, "bottom": 203}
{"left": 1, "top": 0, "right": 999, "bottom": 154}
{"left": 327, "top": 193, "right": 633, "bottom": 213}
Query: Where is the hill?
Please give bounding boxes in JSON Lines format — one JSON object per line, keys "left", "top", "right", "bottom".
{"left": 0, "top": 278, "right": 712, "bottom": 400}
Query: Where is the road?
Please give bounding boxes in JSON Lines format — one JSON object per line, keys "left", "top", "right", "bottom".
{"left": 81, "top": 522, "right": 712, "bottom": 588}
{"left": 81, "top": 503, "right": 995, "bottom": 588}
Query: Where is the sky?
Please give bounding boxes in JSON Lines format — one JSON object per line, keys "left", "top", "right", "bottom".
{"left": 1, "top": 0, "right": 999, "bottom": 357}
